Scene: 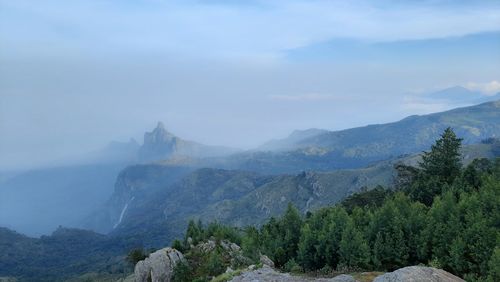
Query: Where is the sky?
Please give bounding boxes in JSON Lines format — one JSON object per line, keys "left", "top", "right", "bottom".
{"left": 1, "top": 0, "right": 500, "bottom": 169}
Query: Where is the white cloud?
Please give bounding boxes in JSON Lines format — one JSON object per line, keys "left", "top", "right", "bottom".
{"left": 465, "top": 80, "right": 500, "bottom": 95}
{"left": 1, "top": 0, "right": 499, "bottom": 60}
{"left": 269, "top": 93, "right": 344, "bottom": 102}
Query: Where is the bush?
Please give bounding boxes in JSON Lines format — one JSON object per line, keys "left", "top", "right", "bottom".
{"left": 284, "top": 259, "right": 302, "bottom": 273}
{"left": 172, "top": 261, "right": 193, "bottom": 282}
{"left": 126, "top": 248, "right": 148, "bottom": 266}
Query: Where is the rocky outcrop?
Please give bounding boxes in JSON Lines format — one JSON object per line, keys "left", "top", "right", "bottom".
{"left": 373, "top": 266, "right": 465, "bottom": 282}
{"left": 229, "top": 265, "right": 358, "bottom": 282}
{"left": 259, "top": 254, "right": 274, "bottom": 268}
{"left": 134, "top": 247, "right": 184, "bottom": 282}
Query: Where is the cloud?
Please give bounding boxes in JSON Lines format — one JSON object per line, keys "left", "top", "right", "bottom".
{"left": 400, "top": 96, "right": 458, "bottom": 115}
{"left": 269, "top": 93, "right": 344, "bottom": 102}
{"left": 465, "top": 80, "right": 500, "bottom": 95}
{"left": 1, "top": 0, "right": 499, "bottom": 60}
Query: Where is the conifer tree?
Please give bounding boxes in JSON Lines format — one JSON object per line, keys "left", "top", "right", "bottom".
{"left": 338, "top": 220, "right": 369, "bottom": 269}
{"left": 420, "top": 127, "right": 462, "bottom": 185}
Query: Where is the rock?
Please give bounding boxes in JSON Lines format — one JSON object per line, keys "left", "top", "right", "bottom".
{"left": 229, "top": 266, "right": 357, "bottom": 282}
{"left": 134, "top": 247, "right": 185, "bottom": 282}
{"left": 221, "top": 240, "right": 242, "bottom": 252}
{"left": 259, "top": 254, "right": 275, "bottom": 268}
{"left": 226, "top": 267, "right": 234, "bottom": 273}
{"left": 373, "top": 266, "right": 465, "bottom": 282}
{"left": 116, "top": 274, "right": 135, "bottom": 282}
{"left": 330, "top": 274, "right": 358, "bottom": 282}
{"left": 197, "top": 240, "right": 217, "bottom": 253}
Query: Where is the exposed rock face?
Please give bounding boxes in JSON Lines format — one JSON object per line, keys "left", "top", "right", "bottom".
{"left": 229, "top": 265, "right": 358, "bottom": 282}
{"left": 138, "top": 122, "right": 239, "bottom": 162}
{"left": 373, "top": 266, "right": 465, "bottom": 282}
{"left": 259, "top": 254, "right": 275, "bottom": 268}
{"left": 195, "top": 239, "right": 252, "bottom": 267}
{"left": 134, "top": 247, "right": 184, "bottom": 282}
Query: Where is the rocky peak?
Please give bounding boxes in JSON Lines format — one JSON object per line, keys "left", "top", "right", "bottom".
{"left": 139, "top": 122, "right": 180, "bottom": 161}
{"left": 144, "top": 122, "right": 177, "bottom": 145}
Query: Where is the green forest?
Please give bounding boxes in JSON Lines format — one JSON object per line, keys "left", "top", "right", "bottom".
{"left": 167, "top": 128, "right": 500, "bottom": 281}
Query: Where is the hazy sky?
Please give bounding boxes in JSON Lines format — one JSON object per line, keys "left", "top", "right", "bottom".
{"left": 1, "top": 0, "right": 500, "bottom": 169}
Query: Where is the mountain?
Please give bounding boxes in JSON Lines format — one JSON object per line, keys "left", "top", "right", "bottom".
{"left": 88, "top": 140, "right": 500, "bottom": 247}
{"left": 424, "top": 86, "right": 500, "bottom": 105}
{"left": 0, "top": 164, "right": 126, "bottom": 236}
{"left": 138, "top": 122, "right": 239, "bottom": 161}
{"left": 0, "top": 227, "right": 130, "bottom": 281}
{"left": 218, "top": 100, "right": 500, "bottom": 173}
{"left": 81, "top": 164, "right": 195, "bottom": 234}
{"left": 258, "top": 128, "right": 328, "bottom": 151}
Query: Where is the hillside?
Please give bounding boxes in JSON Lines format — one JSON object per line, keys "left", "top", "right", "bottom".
{"left": 91, "top": 141, "right": 500, "bottom": 247}
{"left": 0, "top": 227, "right": 130, "bottom": 282}
{"left": 0, "top": 164, "right": 126, "bottom": 236}
{"left": 218, "top": 100, "right": 500, "bottom": 173}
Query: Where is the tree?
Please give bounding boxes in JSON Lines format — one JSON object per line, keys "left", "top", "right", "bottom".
{"left": 185, "top": 219, "right": 205, "bottom": 245}
{"left": 241, "top": 226, "right": 260, "bottom": 262}
{"left": 126, "top": 248, "right": 147, "bottom": 266}
{"left": 338, "top": 220, "right": 369, "bottom": 270}
{"left": 487, "top": 247, "right": 500, "bottom": 282}
{"left": 321, "top": 207, "right": 349, "bottom": 268}
{"left": 281, "top": 203, "right": 303, "bottom": 263}
{"left": 297, "top": 223, "right": 319, "bottom": 270}
{"left": 420, "top": 127, "right": 462, "bottom": 185}
{"left": 406, "top": 128, "right": 463, "bottom": 205}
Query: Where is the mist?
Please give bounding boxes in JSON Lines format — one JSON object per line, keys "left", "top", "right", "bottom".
{"left": 1, "top": 0, "right": 500, "bottom": 170}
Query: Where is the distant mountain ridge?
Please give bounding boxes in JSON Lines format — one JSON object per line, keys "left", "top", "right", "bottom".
{"left": 138, "top": 122, "right": 239, "bottom": 161}
{"left": 218, "top": 100, "right": 500, "bottom": 173}
{"left": 423, "top": 86, "right": 500, "bottom": 105}
{"left": 89, "top": 140, "right": 500, "bottom": 247}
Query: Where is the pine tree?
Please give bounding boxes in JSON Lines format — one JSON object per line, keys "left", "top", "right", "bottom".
{"left": 297, "top": 223, "right": 318, "bottom": 270}
{"left": 338, "top": 220, "right": 370, "bottom": 270}
{"left": 420, "top": 127, "right": 462, "bottom": 185}
{"left": 281, "top": 203, "right": 303, "bottom": 262}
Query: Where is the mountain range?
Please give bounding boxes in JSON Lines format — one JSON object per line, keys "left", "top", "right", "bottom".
{"left": 1, "top": 99, "right": 499, "bottom": 236}
{"left": 1, "top": 98, "right": 500, "bottom": 281}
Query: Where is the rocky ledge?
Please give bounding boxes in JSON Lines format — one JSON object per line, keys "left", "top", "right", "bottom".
{"left": 134, "top": 247, "right": 184, "bottom": 282}
{"left": 373, "top": 266, "right": 465, "bottom": 282}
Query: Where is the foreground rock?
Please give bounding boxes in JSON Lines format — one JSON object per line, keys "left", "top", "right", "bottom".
{"left": 373, "top": 266, "right": 465, "bottom": 282}
{"left": 229, "top": 265, "right": 358, "bottom": 282}
{"left": 134, "top": 247, "right": 184, "bottom": 282}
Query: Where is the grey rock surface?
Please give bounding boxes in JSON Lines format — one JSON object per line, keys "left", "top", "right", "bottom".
{"left": 229, "top": 265, "right": 357, "bottom": 282}
{"left": 373, "top": 266, "right": 465, "bottom": 282}
{"left": 259, "top": 254, "right": 275, "bottom": 268}
{"left": 134, "top": 247, "right": 184, "bottom": 282}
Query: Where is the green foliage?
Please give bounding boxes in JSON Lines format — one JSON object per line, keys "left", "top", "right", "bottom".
{"left": 283, "top": 258, "right": 302, "bottom": 273}
{"left": 259, "top": 204, "right": 303, "bottom": 267}
{"left": 172, "top": 261, "right": 193, "bottom": 282}
{"left": 338, "top": 219, "right": 369, "bottom": 270}
{"left": 406, "top": 128, "right": 463, "bottom": 205}
{"left": 341, "top": 185, "right": 392, "bottom": 212}
{"left": 420, "top": 127, "right": 463, "bottom": 185}
{"left": 126, "top": 248, "right": 148, "bottom": 266}
{"left": 206, "top": 251, "right": 225, "bottom": 276}
{"left": 171, "top": 129, "right": 499, "bottom": 281}
{"left": 487, "top": 247, "right": 500, "bottom": 282}
{"left": 241, "top": 226, "right": 260, "bottom": 262}
{"left": 172, "top": 239, "right": 186, "bottom": 253}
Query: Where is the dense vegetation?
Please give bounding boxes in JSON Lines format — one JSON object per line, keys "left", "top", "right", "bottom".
{"left": 172, "top": 129, "right": 500, "bottom": 281}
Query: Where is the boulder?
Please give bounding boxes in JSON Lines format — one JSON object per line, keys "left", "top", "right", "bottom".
{"left": 373, "top": 266, "right": 465, "bottom": 282}
{"left": 134, "top": 247, "right": 184, "bottom": 282}
{"left": 229, "top": 265, "right": 358, "bottom": 282}
{"left": 259, "top": 254, "right": 275, "bottom": 268}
